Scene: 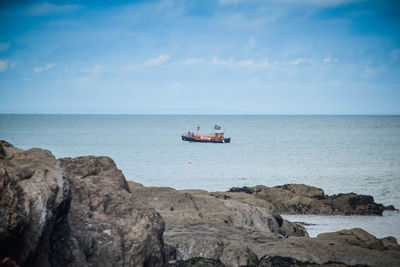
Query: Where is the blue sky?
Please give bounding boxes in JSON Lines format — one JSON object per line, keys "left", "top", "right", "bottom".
{"left": 0, "top": 0, "right": 399, "bottom": 114}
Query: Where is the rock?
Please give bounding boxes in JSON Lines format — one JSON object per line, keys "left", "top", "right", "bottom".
{"left": 169, "top": 257, "right": 225, "bottom": 267}
{"left": 316, "top": 228, "right": 386, "bottom": 251}
{"left": 381, "top": 236, "right": 400, "bottom": 250}
{"left": 229, "top": 184, "right": 388, "bottom": 215}
{"left": 0, "top": 140, "right": 68, "bottom": 266}
{"left": 128, "top": 184, "right": 306, "bottom": 238}
{"left": 58, "top": 156, "right": 166, "bottom": 267}
{"left": 1, "top": 257, "right": 20, "bottom": 267}
{"left": 228, "top": 186, "right": 254, "bottom": 194}
{"left": 0, "top": 141, "right": 166, "bottom": 267}
{"left": 251, "top": 228, "right": 400, "bottom": 267}
{"left": 2, "top": 141, "right": 400, "bottom": 267}
{"left": 127, "top": 180, "right": 400, "bottom": 267}
{"left": 128, "top": 182, "right": 308, "bottom": 266}
{"left": 384, "top": 205, "right": 396, "bottom": 211}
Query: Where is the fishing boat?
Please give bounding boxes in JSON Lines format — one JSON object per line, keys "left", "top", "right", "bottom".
{"left": 181, "top": 125, "right": 231, "bottom": 143}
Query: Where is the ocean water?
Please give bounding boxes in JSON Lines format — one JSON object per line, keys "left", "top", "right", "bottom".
{"left": 1, "top": 114, "right": 399, "bottom": 240}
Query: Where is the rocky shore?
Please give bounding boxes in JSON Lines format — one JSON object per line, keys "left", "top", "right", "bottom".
{"left": 1, "top": 141, "right": 399, "bottom": 267}
{"left": 228, "top": 184, "right": 394, "bottom": 215}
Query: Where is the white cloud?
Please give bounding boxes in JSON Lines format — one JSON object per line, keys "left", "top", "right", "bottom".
{"left": 26, "top": 3, "right": 80, "bottom": 16}
{"left": 212, "top": 56, "right": 233, "bottom": 65}
{"left": 238, "top": 60, "right": 254, "bottom": 66}
{"left": 288, "top": 58, "right": 308, "bottom": 65}
{"left": 0, "top": 42, "right": 10, "bottom": 52}
{"left": 323, "top": 57, "right": 331, "bottom": 63}
{"left": 0, "top": 60, "right": 9, "bottom": 72}
{"left": 0, "top": 59, "right": 16, "bottom": 72}
{"left": 80, "top": 64, "right": 106, "bottom": 75}
{"left": 144, "top": 54, "right": 170, "bottom": 66}
{"left": 184, "top": 58, "right": 204, "bottom": 65}
{"left": 33, "top": 63, "right": 56, "bottom": 72}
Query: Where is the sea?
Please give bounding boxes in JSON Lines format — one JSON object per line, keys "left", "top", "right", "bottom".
{"left": 1, "top": 114, "right": 399, "bottom": 240}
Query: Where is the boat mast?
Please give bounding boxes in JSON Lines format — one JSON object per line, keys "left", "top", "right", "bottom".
{"left": 196, "top": 126, "right": 200, "bottom": 135}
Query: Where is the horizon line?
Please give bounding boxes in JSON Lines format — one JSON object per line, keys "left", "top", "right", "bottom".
{"left": 0, "top": 113, "right": 399, "bottom": 116}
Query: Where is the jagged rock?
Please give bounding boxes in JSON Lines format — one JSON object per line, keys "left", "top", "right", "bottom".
{"left": 0, "top": 140, "right": 68, "bottom": 266}
{"left": 228, "top": 184, "right": 388, "bottom": 215}
{"left": 0, "top": 141, "right": 166, "bottom": 267}
{"left": 250, "top": 228, "right": 400, "bottom": 267}
{"left": 384, "top": 205, "right": 396, "bottom": 211}
{"left": 127, "top": 181, "right": 400, "bottom": 266}
{"left": 59, "top": 156, "right": 166, "bottom": 267}
{"left": 128, "top": 184, "right": 307, "bottom": 238}
{"left": 2, "top": 141, "right": 400, "bottom": 267}
{"left": 128, "top": 182, "right": 307, "bottom": 266}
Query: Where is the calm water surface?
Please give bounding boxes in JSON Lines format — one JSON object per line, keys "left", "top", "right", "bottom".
{"left": 1, "top": 114, "right": 399, "bottom": 239}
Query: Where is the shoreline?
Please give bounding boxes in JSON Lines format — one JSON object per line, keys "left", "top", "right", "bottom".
{"left": 1, "top": 140, "right": 400, "bottom": 266}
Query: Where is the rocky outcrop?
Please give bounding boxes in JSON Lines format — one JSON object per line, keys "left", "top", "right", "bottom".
{"left": 128, "top": 182, "right": 308, "bottom": 266}
{"left": 1, "top": 141, "right": 400, "bottom": 267}
{"left": 128, "top": 182, "right": 400, "bottom": 267}
{"left": 127, "top": 185, "right": 306, "bottom": 238}
{"left": 0, "top": 140, "right": 68, "bottom": 266}
{"left": 0, "top": 141, "right": 165, "bottom": 267}
{"left": 58, "top": 156, "right": 166, "bottom": 267}
{"left": 229, "top": 184, "right": 390, "bottom": 215}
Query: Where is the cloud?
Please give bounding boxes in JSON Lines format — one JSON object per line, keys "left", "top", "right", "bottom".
{"left": 144, "top": 54, "right": 170, "bottom": 66}
{"left": 212, "top": 56, "right": 233, "bottom": 65}
{"left": 0, "top": 42, "right": 10, "bottom": 52}
{"left": 323, "top": 57, "right": 339, "bottom": 63}
{"left": 184, "top": 58, "right": 204, "bottom": 65}
{"left": 26, "top": 3, "right": 80, "bottom": 16}
{"left": 238, "top": 60, "right": 254, "bottom": 66}
{"left": 33, "top": 63, "right": 56, "bottom": 72}
{"left": 0, "top": 60, "right": 9, "bottom": 72}
{"left": 80, "top": 64, "right": 106, "bottom": 75}
{"left": 0, "top": 59, "right": 16, "bottom": 72}
{"left": 288, "top": 58, "right": 308, "bottom": 65}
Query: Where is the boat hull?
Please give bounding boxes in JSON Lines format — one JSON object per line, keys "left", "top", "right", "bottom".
{"left": 182, "top": 135, "right": 230, "bottom": 143}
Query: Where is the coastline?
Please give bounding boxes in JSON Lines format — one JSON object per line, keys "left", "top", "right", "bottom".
{"left": 1, "top": 140, "right": 399, "bottom": 267}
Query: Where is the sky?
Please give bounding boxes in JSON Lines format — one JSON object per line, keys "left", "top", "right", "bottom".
{"left": 0, "top": 0, "right": 399, "bottom": 114}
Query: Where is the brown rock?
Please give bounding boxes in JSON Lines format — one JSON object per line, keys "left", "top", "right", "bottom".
{"left": 0, "top": 141, "right": 166, "bottom": 267}
{"left": 317, "top": 228, "right": 385, "bottom": 250}
{"left": 0, "top": 141, "right": 67, "bottom": 266}
{"left": 2, "top": 141, "right": 400, "bottom": 267}
{"left": 229, "top": 184, "right": 388, "bottom": 215}
{"left": 59, "top": 156, "right": 166, "bottom": 267}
